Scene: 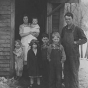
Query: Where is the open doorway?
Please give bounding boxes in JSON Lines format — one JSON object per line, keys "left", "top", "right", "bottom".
{"left": 15, "top": 0, "right": 47, "bottom": 41}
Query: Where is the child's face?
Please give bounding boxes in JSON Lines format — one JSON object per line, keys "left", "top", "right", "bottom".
{"left": 15, "top": 42, "right": 20, "bottom": 48}
{"left": 52, "top": 36, "right": 60, "bottom": 44}
{"left": 32, "top": 18, "right": 38, "bottom": 24}
{"left": 32, "top": 43, "right": 37, "bottom": 49}
{"left": 42, "top": 37, "right": 49, "bottom": 44}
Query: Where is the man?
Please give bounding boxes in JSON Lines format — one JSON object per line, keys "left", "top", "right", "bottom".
{"left": 61, "top": 12, "right": 87, "bottom": 88}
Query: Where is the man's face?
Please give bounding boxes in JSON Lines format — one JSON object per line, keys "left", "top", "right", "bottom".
{"left": 65, "top": 16, "right": 73, "bottom": 25}
{"left": 42, "top": 37, "right": 49, "bottom": 44}
{"left": 23, "top": 16, "right": 28, "bottom": 24}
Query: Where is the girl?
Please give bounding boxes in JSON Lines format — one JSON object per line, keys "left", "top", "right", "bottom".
{"left": 27, "top": 39, "right": 42, "bottom": 87}
{"left": 13, "top": 40, "right": 24, "bottom": 80}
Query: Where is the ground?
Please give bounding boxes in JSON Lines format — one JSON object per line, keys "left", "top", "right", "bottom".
{"left": 1, "top": 58, "right": 88, "bottom": 88}
{"left": 79, "top": 58, "right": 88, "bottom": 88}
{"left": 18, "top": 58, "right": 88, "bottom": 88}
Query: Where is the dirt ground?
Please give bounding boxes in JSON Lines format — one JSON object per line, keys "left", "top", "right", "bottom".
{"left": 79, "top": 58, "right": 88, "bottom": 88}
{"left": 1, "top": 57, "right": 88, "bottom": 88}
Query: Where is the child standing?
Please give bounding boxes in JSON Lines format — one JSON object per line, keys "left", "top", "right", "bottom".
{"left": 48, "top": 32, "right": 66, "bottom": 88}
{"left": 13, "top": 40, "right": 24, "bottom": 80}
{"left": 41, "top": 33, "right": 50, "bottom": 85}
{"left": 27, "top": 39, "right": 42, "bottom": 87}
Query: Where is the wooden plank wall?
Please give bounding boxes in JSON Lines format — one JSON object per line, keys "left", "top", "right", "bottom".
{"left": 52, "top": 3, "right": 60, "bottom": 32}
{"left": 0, "top": 0, "right": 11, "bottom": 76}
{"left": 48, "top": 0, "right": 79, "bottom": 3}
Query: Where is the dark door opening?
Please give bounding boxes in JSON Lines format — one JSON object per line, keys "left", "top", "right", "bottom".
{"left": 15, "top": 0, "right": 47, "bottom": 41}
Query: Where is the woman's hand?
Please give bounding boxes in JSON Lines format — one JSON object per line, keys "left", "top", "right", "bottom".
{"left": 31, "top": 32, "right": 39, "bottom": 37}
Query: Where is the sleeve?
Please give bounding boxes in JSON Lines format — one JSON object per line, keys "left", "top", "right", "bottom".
{"left": 16, "top": 48, "right": 23, "bottom": 57}
{"left": 76, "top": 27, "right": 87, "bottom": 45}
{"left": 47, "top": 44, "right": 52, "bottom": 61}
{"left": 19, "top": 25, "right": 24, "bottom": 35}
{"left": 35, "top": 24, "right": 40, "bottom": 33}
{"left": 60, "top": 45, "right": 66, "bottom": 61}
{"left": 27, "top": 50, "right": 30, "bottom": 69}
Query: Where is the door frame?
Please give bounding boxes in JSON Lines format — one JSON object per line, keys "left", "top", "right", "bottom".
{"left": 10, "top": 0, "right": 15, "bottom": 76}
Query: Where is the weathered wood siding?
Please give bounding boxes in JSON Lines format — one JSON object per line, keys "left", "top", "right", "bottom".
{"left": 47, "top": 3, "right": 64, "bottom": 38}
{"left": 52, "top": 3, "right": 60, "bottom": 32}
{"left": 0, "top": 0, "right": 15, "bottom": 77}
{"left": 48, "top": 0, "right": 79, "bottom": 3}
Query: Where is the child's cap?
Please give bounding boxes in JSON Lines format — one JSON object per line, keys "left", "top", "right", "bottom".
{"left": 41, "top": 33, "right": 49, "bottom": 39}
{"left": 29, "top": 39, "right": 39, "bottom": 46}
{"left": 52, "top": 32, "right": 60, "bottom": 38}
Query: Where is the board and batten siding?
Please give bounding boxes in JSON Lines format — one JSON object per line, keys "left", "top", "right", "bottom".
{"left": 0, "top": 0, "right": 15, "bottom": 77}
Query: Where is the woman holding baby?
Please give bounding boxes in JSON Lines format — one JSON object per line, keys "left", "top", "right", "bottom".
{"left": 19, "top": 15, "right": 40, "bottom": 78}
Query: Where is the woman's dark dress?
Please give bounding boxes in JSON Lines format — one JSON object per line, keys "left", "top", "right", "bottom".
{"left": 27, "top": 48, "right": 41, "bottom": 76}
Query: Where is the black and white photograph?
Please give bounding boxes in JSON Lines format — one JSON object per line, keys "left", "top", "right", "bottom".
{"left": 0, "top": 0, "right": 88, "bottom": 88}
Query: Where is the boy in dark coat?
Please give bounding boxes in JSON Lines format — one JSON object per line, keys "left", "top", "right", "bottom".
{"left": 41, "top": 33, "right": 50, "bottom": 85}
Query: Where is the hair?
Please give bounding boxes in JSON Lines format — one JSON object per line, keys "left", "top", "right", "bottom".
{"left": 23, "top": 14, "right": 28, "bottom": 18}
{"left": 65, "top": 12, "right": 73, "bottom": 19}
{"left": 32, "top": 17, "right": 38, "bottom": 21}
{"left": 29, "top": 39, "right": 39, "bottom": 47}
{"left": 15, "top": 40, "right": 22, "bottom": 46}
{"left": 52, "top": 32, "right": 60, "bottom": 38}
{"left": 41, "top": 33, "right": 49, "bottom": 39}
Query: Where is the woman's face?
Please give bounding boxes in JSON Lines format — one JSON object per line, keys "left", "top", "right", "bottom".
{"left": 23, "top": 16, "right": 28, "bottom": 24}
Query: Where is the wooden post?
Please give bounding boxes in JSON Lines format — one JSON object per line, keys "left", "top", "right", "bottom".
{"left": 10, "top": 0, "right": 15, "bottom": 77}
{"left": 59, "top": 4, "right": 65, "bottom": 34}
{"left": 47, "top": 3, "right": 52, "bottom": 39}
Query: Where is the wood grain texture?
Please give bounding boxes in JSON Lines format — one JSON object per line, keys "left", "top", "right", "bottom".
{"left": 0, "top": 56, "right": 10, "bottom": 59}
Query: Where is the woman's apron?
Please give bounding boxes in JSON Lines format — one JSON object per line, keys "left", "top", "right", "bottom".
{"left": 62, "top": 28, "right": 79, "bottom": 88}
{"left": 21, "top": 26, "right": 37, "bottom": 62}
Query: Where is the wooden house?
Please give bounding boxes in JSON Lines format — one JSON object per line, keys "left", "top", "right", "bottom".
{"left": 0, "top": 0, "right": 80, "bottom": 77}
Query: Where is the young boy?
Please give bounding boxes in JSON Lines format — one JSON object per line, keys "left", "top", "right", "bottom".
{"left": 48, "top": 32, "right": 66, "bottom": 88}
{"left": 41, "top": 33, "right": 50, "bottom": 85}
{"left": 13, "top": 40, "right": 24, "bottom": 80}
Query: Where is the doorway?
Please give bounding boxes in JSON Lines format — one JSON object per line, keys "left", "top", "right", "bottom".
{"left": 15, "top": 0, "right": 47, "bottom": 41}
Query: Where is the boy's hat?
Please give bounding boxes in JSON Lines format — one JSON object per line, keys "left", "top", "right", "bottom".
{"left": 29, "top": 39, "right": 39, "bottom": 46}
{"left": 41, "top": 33, "right": 49, "bottom": 38}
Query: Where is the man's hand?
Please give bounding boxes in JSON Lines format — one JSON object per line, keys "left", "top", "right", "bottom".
{"left": 74, "top": 41, "right": 77, "bottom": 44}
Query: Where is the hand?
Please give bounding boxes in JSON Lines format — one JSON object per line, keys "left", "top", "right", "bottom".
{"left": 74, "top": 41, "right": 77, "bottom": 44}
{"left": 61, "top": 59, "right": 65, "bottom": 63}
